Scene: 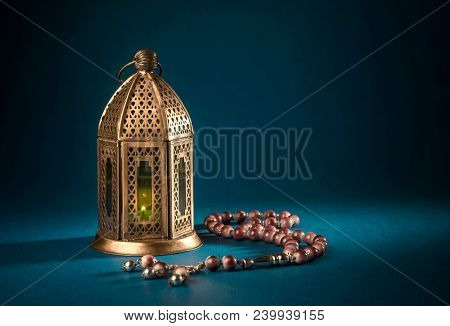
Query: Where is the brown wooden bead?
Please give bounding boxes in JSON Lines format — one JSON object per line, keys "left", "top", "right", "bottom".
{"left": 204, "top": 256, "right": 220, "bottom": 271}
{"left": 265, "top": 225, "right": 277, "bottom": 232}
{"left": 263, "top": 230, "right": 276, "bottom": 243}
{"left": 283, "top": 239, "right": 298, "bottom": 248}
{"left": 248, "top": 229, "right": 260, "bottom": 241}
{"left": 283, "top": 246, "right": 297, "bottom": 255}
{"left": 221, "top": 225, "right": 233, "bottom": 238}
{"left": 234, "top": 210, "right": 247, "bottom": 223}
{"left": 213, "top": 223, "right": 224, "bottom": 235}
{"left": 303, "top": 246, "right": 316, "bottom": 261}
{"left": 279, "top": 210, "right": 291, "bottom": 218}
{"left": 314, "top": 235, "right": 327, "bottom": 243}
{"left": 293, "top": 249, "right": 307, "bottom": 264}
{"left": 264, "top": 217, "right": 277, "bottom": 227}
{"left": 273, "top": 232, "right": 285, "bottom": 246}
{"left": 248, "top": 210, "right": 261, "bottom": 219}
{"left": 173, "top": 266, "right": 189, "bottom": 277}
{"left": 291, "top": 230, "right": 305, "bottom": 242}
{"left": 249, "top": 217, "right": 261, "bottom": 225}
{"left": 304, "top": 232, "right": 317, "bottom": 245}
{"left": 280, "top": 236, "right": 294, "bottom": 247}
{"left": 221, "top": 255, "right": 237, "bottom": 270}
{"left": 221, "top": 211, "right": 233, "bottom": 224}
{"left": 206, "top": 220, "right": 218, "bottom": 232}
{"left": 204, "top": 215, "right": 218, "bottom": 226}
{"left": 280, "top": 217, "right": 292, "bottom": 229}
{"left": 264, "top": 210, "right": 276, "bottom": 218}
{"left": 280, "top": 227, "right": 291, "bottom": 235}
{"left": 312, "top": 242, "right": 326, "bottom": 257}
{"left": 232, "top": 227, "right": 244, "bottom": 240}
{"left": 315, "top": 239, "right": 328, "bottom": 250}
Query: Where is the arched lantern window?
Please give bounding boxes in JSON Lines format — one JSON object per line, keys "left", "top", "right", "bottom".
{"left": 92, "top": 50, "right": 202, "bottom": 255}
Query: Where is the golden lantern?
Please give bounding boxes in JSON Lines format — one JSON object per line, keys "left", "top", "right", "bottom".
{"left": 91, "top": 49, "right": 202, "bottom": 256}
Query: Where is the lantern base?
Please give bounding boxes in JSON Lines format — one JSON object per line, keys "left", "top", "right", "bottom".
{"left": 90, "top": 232, "right": 202, "bottom": 256}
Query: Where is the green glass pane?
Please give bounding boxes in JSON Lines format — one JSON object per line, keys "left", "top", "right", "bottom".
{"left": 179, "top": 158, "right": 187, "bottom": 215}
{"left": 137, "top": 161, "right": 152, "bottom": 221}
{"left": 105, "top": 158, "right": 112, "bottom": 217}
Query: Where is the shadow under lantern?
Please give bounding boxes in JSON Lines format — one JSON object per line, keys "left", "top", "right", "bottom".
{"left": 91, "top": 49, "right": 202, "bottom": 256}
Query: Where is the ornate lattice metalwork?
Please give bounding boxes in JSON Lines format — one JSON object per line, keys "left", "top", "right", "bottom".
{"left": 97, "top": 139, "right": 118, "bottom": 239}
{"left": 120, "top": 74, "right": 165, "bottom": 140}
{"left": 153, "top": 75, "right": 193, "bottom": 140}
{"left": 98, "top": 75, "right": 136, "bottom": 139}
{"left": 122, "top": 143, "right": 168, "bottom": 240}
{"left": 169, "top": 139, "right": 193, "bottom": 238}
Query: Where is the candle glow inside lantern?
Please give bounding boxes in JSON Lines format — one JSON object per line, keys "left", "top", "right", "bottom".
{"left": 91, "top": 49, "right": 202, "bottom": 255}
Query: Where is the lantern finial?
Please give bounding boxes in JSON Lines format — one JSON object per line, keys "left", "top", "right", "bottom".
{"left": 133, "top": 49, "right": 158, "bottom": 71}
{"left": 117, "top": 49, "right": 162, "bottom": 82}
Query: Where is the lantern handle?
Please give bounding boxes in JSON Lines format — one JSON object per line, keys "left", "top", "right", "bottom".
{"left": 117, "top": 60, "right": 162, "bottom": 83}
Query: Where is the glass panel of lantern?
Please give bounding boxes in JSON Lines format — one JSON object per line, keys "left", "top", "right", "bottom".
{"left": 137, "top": 161, "right": 152, "bottom": 221}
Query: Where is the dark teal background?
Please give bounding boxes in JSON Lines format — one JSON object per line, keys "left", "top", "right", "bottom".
{"left": 0, "top": 0, "right": 449, "bottom": 305}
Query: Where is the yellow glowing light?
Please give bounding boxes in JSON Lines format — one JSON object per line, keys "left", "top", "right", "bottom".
{"left": 141, "top": 205, "right": 146, "bottom": 212}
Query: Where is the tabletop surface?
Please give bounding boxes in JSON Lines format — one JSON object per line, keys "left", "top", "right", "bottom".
{"left": 1, "top": 198, "right": 449, "bottom": 306}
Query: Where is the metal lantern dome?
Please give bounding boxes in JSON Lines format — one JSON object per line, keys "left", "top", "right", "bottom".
{"left": 91, "top": 49, "right": 202, "bottom": 255}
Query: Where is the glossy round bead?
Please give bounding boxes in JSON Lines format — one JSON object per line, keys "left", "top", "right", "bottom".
{"left": 232, "top": 227, "right": 244, "bottom": 240}
{"left": 290, "top": 214, "right": 300, "bottom": 226}
{"left": 272, "top": 232, "right": 285, "bottom": 246}
{"left": 168, "top": 274, "right": 186, "bottom": 287}
{"left": 283, "top": 239, "right": 299, "bottom": 248}
{"left": 279, "top": 210, "right": 291, "bottom": 218}
{"left": 280, "top": 227, "right": 291, "bottom": 235}
{"left": 121, "top": 260, "right": 136, "bottom": 272}
{"left": 291, "top": 230, "right": 305, "bottom": 242}
{"left": 204, "top": 215, "right": 218, "bottom": 226}
{"left": 280, "top": 236, "right": 294, "bottom": 247}
{"left": 264, "top": 209, "right": 277, "bottom": 218}
{"left": 252, "top": 224, "right": 265, "bottom": 239}
{"left": 312, "top": 242, "right": 326, "bottom": 257}
{"left": 213, "top": 223, "right": 225, "bottom": 235}
{"left": 264, "top": 217, "right": 277, "bottom": 227}
{"left": 248, "top": 210, "right": 261, "bottom": 219}
{"left": 221, "top": 211, "right": 233, "bottom": 224}
{"left": 221, "top": 225, "right": 234, "bottom": 238}
{"left": 140, "top": 255, "right": 157, "bottom": 268}
{"left": 204, "top": 256, "right": 220, "bottom": 271}
{"left": 304, "top": 232, "right": 317, "bottom": 245}
{"left": 142, "top": 268, "right": 157, "bottom": 280}
{"left": 249, "top": 217, "right": 261, "bottom": 225}
{"left": 221, "top": 255, "right": 237, "bottom": 271}
{"left": 265, "top": 224, "right": 277, "bottom": 232}
{"left": 234, "top": 210, "right": 247, "bottom": 223}
{"left": 315, "top": 239, "right": 328, "bottom": 250}
{"left": 206, "top": 220, "right": 218, "bottom": 232}
{"left": 263, "top": 230, "right": 276, "bottom": 243}
{"left": 248, "top": 228, "right": 260, "bottom": 241}
{"left": 153, "top": 262, "right": 169, "bottom": 277}
{"left": 314, "top": 235, "right": 327, "bottom": 243}
{"left": 172, "top": 266, "right": 189, "bottom": 277}
{"left": 293, "top": 249, "right": 308, "bottom": 264}
{"left": 303, "top": 247, "right": 316, "bottom": 262}
{"left": 212, "top": 213, "right": 222, "bottom": 223}
{"left": 280, "top": 217, "right": 292, "bottom": 229}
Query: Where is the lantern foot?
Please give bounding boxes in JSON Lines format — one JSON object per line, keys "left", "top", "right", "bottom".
{"left": 90, "top": 232, "right": 202, "bottom": 256}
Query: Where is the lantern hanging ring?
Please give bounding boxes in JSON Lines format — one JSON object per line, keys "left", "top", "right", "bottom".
{"left": 117, "top": 49, "right": 163, "bottom": 83}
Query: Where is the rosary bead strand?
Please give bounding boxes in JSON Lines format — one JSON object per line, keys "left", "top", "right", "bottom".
{"left": 121, "top": 210, "right": 328, "bottom": 286}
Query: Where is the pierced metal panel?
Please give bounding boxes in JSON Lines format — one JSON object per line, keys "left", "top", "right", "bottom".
{"left": 169, "top": 138, "right": 194, "bottom": 238}
{"left": 120, "top": 74, "right": 165, "bottom": 140}
{"left": 97, "top": 139, "right": 119, "bottom": 239}
{"left": 98, "top": 75, "right": 136, "bottom": 139}
{"left": 153, "top": 75, "right": 193, "bottom": 140}
{"left": 122, "top": 142, "right": 168, "bottom": 240}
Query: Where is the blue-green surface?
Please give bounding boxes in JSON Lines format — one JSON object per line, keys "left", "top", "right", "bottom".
{"left": 1, "top": 198, "right": 449, "bottom": 305}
